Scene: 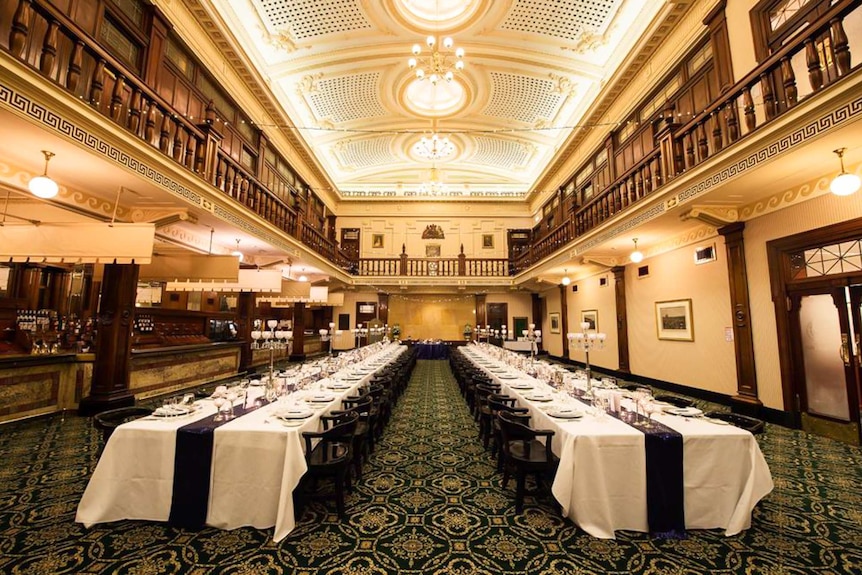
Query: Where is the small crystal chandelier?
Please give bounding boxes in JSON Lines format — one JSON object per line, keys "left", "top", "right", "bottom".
{"left": 408, "top": 35, "right": 465, "bottom": 85}
{"left": 413, "top": 132, "right": 455, "bottom": 160}
{"left": 418, "top": 167, "right": 448, "bottom": 196}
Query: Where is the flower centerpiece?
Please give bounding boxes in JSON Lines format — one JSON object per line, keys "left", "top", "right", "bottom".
{"left": 463, "top": 324, "right": 473, "bottom": 340}
{"left": 390, "top": 324, "right": 401, "bottom": 340}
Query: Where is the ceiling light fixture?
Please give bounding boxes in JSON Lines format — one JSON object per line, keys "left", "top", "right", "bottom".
{"left": 418, "top": 166, "right": 449, "bottom": 196}
{"left": 830, "top": 148, "right": 860, "bottom": 196}
{"left": 408, "top": 35, "right": 465, "bottom": 85}
{"left": 231, "top": 239, "right": 243, "bottom": 262}
{"left": 28, "top": 150, "right": 59, "bottom": 199}
{"left": 298, "top": 269, "right": 308, "bottom": 282}
{"left": 413, "top": 132, "right": 455, "bottom": 160}
{"left": 561, "top": 269, "right": 571, "bottom": 286}
{"left": 630, "top": 238, "right": 644, "bottom": 263}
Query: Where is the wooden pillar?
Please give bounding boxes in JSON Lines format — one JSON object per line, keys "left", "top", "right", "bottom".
{"left": 378, "top": 293, "right": 389, "bottom": 326}
{"left": 719, "top": 223, "right": 762, "bottom": 414}
{"left": 78, "top": 263, "right": 139, "bottom": 416}
{"left": 531, "top": 293, "right": 543, "bottom": 352}
{"left": 475, "top": 294, "right": 487, "bottom": 330}
{"left": 612, "top": 266, "right": 630, "bottom": 373}
{"left": 289, "top": 301, "right": 306, "bottom": 361}
{"left": 560, "top": 283, "right": 569, "bottom": 359}
{"left": 237, "top": 292, "right": 256, "bottom": 372}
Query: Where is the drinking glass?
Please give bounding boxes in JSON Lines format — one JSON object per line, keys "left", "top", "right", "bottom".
{"left": 213, "top": 397, "right": 226, "bottom": 421}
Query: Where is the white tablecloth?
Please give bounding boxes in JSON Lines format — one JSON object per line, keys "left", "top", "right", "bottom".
{"left": 461, "top": 346, "right": 774, "bottom": 539}
{"left": 76, "top": 345, "right": 405, "bottom": 541}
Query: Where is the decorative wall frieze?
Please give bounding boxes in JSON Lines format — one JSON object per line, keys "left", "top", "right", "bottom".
{"left": 679, "top": 205, "right": 739, "bottom": 227}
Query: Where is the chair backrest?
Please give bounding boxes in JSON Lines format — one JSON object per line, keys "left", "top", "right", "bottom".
{"left": 498, "top": 410, "right": 538, "bottom": 442}
{"left": 342, "top": 394, "right": 373, "bottom": 414}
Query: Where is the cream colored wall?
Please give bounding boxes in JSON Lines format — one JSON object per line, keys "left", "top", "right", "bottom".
{"left": 330, "top": 291, "right": 379, "bottom": 349}
{"left": 566, "top": 272, "right": 619, "bottom": 371}
{"left": 627, "top": 236, "right": 738, "bottom": 395}
{"left": 745, "top": 190, "right": 862, "bottom": 410}
{"left": 387, "top": 294, "right": 476, "bottom": 340}
{"left": 337, "top": 215, "right": 532, "bottom": 260}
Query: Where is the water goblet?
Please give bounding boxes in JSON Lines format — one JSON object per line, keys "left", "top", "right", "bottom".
{"left": 226, "top": 389, "right": 238, "bottom": 418}
{"left": 213, "top": 397, "right": 226, "bottom": 421}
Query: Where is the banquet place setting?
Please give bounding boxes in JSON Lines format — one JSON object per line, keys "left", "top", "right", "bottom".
{"left": 454, "top": 342, "right": 773, "bottom": 539}
{"left": 76, "top": 340, "right": 413, "bottom": 542}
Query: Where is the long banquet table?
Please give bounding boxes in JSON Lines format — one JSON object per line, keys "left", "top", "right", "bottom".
{"left": 460, "top": 344, "right": 774, "bottom": 539}
{"left": 76, "top": 343, "right": 405, "bottom": 541}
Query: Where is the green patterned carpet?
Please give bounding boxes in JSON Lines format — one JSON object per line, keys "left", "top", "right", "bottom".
{"left": 1, "top": 359, "right": 862, "bottom": 574}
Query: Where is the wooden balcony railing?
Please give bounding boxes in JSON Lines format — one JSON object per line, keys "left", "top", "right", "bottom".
{"left": 572, "top": 0, "right": 860, "bottom": 239}
{"left": 355, "top": 245, "right": 509, "bottom": 277}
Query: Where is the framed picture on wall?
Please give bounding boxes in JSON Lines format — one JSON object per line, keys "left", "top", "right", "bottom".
{"left": 372, "top": 234, "right": 384, "bottom": 249}
{"left": 426, "top": 244, "right": 441, "bottom": 257}
{"left": 655, "top": 299, "right": 694, "bottom": 341}
{"left": 549, "top": 312, "right": 561, "bottom": 334}
{"left": 581, "top": 309, "right": 598, "bottom": 332}
{"left": 482, "top": 234, "right": 494, "bottom": 249}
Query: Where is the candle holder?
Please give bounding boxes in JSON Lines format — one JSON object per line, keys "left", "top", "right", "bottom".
{"left": 567, "top": 322, "right": 607, "bottom": 399}
{"left": 523, "top": 323, "right": 541, "bottom": 366}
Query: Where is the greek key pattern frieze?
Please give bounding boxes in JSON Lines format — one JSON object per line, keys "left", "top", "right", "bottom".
{"left": 675, "top": 95, "right": 862, "bottom": 206}
{"left": 0, "top": 83, "right": 202, "bottom": 206}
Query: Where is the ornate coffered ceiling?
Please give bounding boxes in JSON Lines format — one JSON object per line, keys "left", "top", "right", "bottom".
{"left": 206, "top": 0, "right": 667, "bottom": 201}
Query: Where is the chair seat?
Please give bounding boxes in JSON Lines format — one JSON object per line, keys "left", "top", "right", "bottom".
{"left": 507, "top": 440, "right": 560, "bottom": 466}
{"left": 306, "top": 441, "right": 351, "bottom": 468}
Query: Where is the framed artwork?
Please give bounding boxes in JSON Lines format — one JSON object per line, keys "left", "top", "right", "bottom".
{"left": 655, "top": 299, "right": 694, "bottom": 341}
{"left": 372, "top": 234, "right": 384, "bottom": 249}
{"left": 581, "top": 309, "right": 598, "bottom": 332}
{"left": 549, "top": 312, "right": 561, "bottom": 334}
{"left": 482, "top": 234, "right": 494, "bottom": 249}
{"left": 426, "top": 244, "right": 441, "bottom": 257}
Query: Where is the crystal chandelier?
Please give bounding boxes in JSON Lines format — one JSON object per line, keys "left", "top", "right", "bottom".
{"left": 408, "top": 35, "right": 465, "bottom": 84}
{"left": 413, "top": 133, "right": 455, "bottom": 160}
{"left": 417, "top": 167, "right": 449, "bottom": 196}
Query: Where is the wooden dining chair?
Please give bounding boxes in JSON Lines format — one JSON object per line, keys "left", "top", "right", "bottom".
{"left": 298, "top": 411, "right": 359, "bottom": 519}
{"left": 497, "top": 411, "right": 560, "bottom": 513}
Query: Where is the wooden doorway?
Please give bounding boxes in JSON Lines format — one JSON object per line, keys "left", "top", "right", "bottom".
{"left": 768, "top": 220, "right": 862, "bottom": 445}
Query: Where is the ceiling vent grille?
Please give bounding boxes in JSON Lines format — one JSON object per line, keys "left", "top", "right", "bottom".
{"left": 500, "top": 0, "right": 620, "bottom": 40}
{"left": 309, "top": 74, "right": 387, "bottom": 123}
{"left": 471, "top": 137, "right": 530, "bottom": 169}
{"left": 336, "top": 137, "right": 394, "bottom": 169}
{"left": 484, "top": 73, "right": 561, "bottom": 123}
{"left": 255, "top": 0, "right": 371, "bottom": 40}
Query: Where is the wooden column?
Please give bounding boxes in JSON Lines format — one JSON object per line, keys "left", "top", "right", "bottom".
{"left": 78, "top": 263, "right": 139, "bottom": 416}
{"left": 237, "top": 291, "right": 256, "bottom": 373}
{"left": 378, "top": 293, "right": 389, "bottom": 326}
{"left": 531, "top": 293, "right": 543, "bottom": 352}
{"left": 289, "top": 301, "right": 306, "bottom": 361}
{"left": 559, "top": 283, "right": 570, "bottom": 359}
{"left": 719, "top": 222, "right": 762, "bottom": 414}
{"left": 475, "top": 294, "right": 487, "bottom": 329}
{"left": 612, "top": 266, "right": 631, "bottom": 373}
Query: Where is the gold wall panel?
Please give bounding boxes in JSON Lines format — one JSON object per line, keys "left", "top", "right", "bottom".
{"left": 388, "top": 295, "right": 475, "bottom": 341}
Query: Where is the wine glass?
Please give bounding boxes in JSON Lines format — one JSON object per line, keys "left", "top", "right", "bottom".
{"left": 226, "top": 389, "right": 238, "bottom": 418}
{"left": 213, "top": 397, "right": 226, "bottom": 421}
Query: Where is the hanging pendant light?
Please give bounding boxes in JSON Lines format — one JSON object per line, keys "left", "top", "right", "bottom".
{"left": 231, "top": 239, "right": 243, "bottom": 262}
{"left": 830, "top": 148, "right": 860, "bottom": 196}
{"left": 630, "top": 238, "right": 644, "bottom": 263}
{"left": 28, "top": 150, "right": 59, "bottom": 199}
{"left": 561, "top": 268, "right": 571, "bottom": 286}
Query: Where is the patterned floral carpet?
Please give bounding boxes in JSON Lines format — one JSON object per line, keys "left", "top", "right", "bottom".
{"left": 1, "top": 359, "right": 862, "bottom": 574}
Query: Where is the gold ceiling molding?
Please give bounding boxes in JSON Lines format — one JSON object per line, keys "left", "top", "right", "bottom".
{"left": 679, "top": 206, "right": 740, "bottom": 228}
{"left": 131, "top": 208, "right": 197, "bottom": 228}
{"left": 739, "top": 174, "right": 835, "bottom": 221}
{"left": 155, "top": 224, "right": 216, "bottom": 254}
{"left": 532, "top": 1, "right": 696, "bottom": 201}
{"left": 652, "top": 224, "right": 717, "bottom": 258}
{"left": 580, "top": 255, "right": 618, "bottom": 268}
{"left": 559, "top": 29, "right": 605, "bottom": 54}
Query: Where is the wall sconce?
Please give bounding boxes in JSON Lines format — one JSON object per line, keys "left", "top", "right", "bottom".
{"left": 630, "top": 238, "right": 644, "bottom": 263}
{"left": 29, "top": 150, "right": 59, "bottom": 199}
{"left": 830, "top": 148, "right": 860, "bottom": 196}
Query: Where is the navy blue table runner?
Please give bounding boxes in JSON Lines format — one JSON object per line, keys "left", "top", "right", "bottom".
{"left": 570, "top": 387, "right": 686, "bottom": 537}
{"left": 168, "top": 400, "right": 264, "bottom": 529}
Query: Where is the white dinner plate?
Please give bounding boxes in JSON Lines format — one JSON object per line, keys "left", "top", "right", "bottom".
{"left": 666, "top": 407, "right": 703, "bottom": 417}
{"left": 274, "top": 410, "right": 314, "bottom": 420}
{"left": 152, "top": 405, "right": 193, "bottom": 417}
{"left": 307, "top": 395, "right": 336, "bottom": 403}
{"left": 547, "top": 408, "right": 584, "bottom": 419}
{"left": 525, "top": 395, "right": 553, "bottom": 402}
{"left": 508, "top": 383, "right": 533, "bottom": 389}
